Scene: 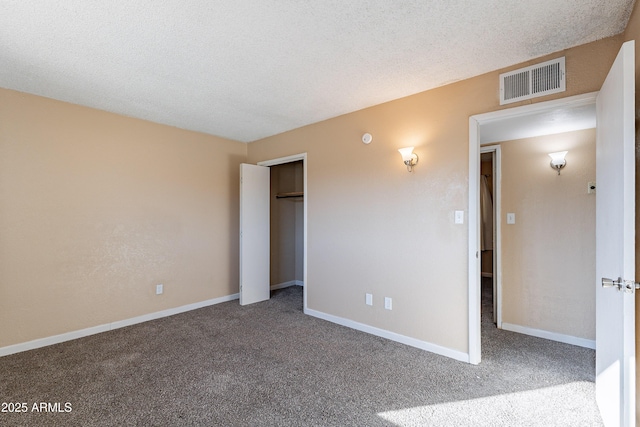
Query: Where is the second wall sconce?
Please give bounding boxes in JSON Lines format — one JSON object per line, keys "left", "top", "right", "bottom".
{"left": 398, "top": 147, "right": 419, "bottom": 172}
{"left": 548, "top": 151, "right": 568, "bottom": 175}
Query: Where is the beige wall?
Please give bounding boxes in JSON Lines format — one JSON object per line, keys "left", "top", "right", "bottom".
{"left": 247, "top": 36, "right": 622, "bottom": 353}
{"left": 622, "top": 0, "right": 640, "bottom": 420}
{"left": 0, "top": 88, "right": 246, "bottom": 348}
{"left": 497, "top": 129, "right": 596, "bottom": 340}
{"left": 270, "top": 161, "right": 304, "bottom": 286}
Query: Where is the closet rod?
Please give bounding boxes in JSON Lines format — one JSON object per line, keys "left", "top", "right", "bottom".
{"left": 275, "top": 192, "right": 304, "bottom": 199}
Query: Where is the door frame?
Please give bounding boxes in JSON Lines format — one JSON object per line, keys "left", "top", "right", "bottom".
{"left": 468, "top": 92, "right": 598, "bottom": 364}
{"left": 258, "top": 153, "right": 308, "bottom": 312}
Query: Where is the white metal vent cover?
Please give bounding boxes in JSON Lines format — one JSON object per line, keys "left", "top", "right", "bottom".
{"left": 499, "top": 57, "right": 566, "bottom": 105}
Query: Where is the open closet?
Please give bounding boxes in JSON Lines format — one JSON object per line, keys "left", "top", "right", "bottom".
{"left": 269, "top": 160, "right": 304, "bottom": 290}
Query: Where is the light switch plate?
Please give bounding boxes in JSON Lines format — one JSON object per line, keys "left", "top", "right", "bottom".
{"left": 454, "top": 210, "right": 464, "bottom": 224}
{"left": 507, "top": 213, "right": 516, "bottom": 224}
{"left": 366, "top": 293, "right": 373, "bottom": 306}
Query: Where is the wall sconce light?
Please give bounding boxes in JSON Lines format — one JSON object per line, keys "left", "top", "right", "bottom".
{"left": 398, "top": 147, "right": 419, "bottom": 172}
{"left": 548, "top": 151, "right": 568, "bottom": 175}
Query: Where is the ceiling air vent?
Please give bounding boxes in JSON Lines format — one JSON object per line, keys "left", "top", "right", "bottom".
{"left": 499, "top": 57, "right": 565, "bottom": 105}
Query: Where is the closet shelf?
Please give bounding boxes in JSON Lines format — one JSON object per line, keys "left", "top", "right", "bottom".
{"left": 276, "top": 191, "right": 304, "bottom": 199}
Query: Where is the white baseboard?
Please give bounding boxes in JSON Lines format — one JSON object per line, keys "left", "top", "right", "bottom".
{"left": 271, "top": 280, "right": 304, "bottom": 290}
{"left": 305, "top": 308, "right": 469, "bottom": 363}
{"left": 0, "top": 293, "right": 240, "bottom": 357}
{"left": 501, "top": 322, "right": 595, "bottom": 349}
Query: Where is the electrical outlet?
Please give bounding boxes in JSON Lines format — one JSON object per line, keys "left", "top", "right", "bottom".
{"left": 156, "top": 284, "right": 163, "bottom": 295}
{"left": 366, "top": 293, "right": 373, "bottom": 306}
{"left": 384, "top": 297, "right": 392, "bottom": 310}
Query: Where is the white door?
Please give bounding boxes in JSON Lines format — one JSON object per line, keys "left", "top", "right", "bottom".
{"left": 595, "top": 40, "right": 636, "bottom": 427}
{"left": 239, "top": 163, "right": 270, "bottom": 305}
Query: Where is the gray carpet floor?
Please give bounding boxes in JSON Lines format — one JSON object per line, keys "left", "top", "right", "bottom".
{"left": 0, "top": 283, "right": 602, "bottom": 426}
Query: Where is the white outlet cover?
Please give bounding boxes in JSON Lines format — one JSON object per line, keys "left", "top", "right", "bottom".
{"left": 156, "top": 284, "right": 164, "bottom": 295}
{"left": 454, "top": 210, "right": 464, "bottom": 224}
{"left": 384, "top": 297, "right": 392, "bottom": 310}
{"left": 366, "top": 293, "right": 373, "bottom": 306}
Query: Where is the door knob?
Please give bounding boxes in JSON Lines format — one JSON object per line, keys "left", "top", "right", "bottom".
{"left": 602, "top": 277, "right": 640, "bottom": 293}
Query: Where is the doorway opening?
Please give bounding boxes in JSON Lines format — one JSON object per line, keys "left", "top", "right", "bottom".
{"left": 269, "top": 160, "right": 304, "bottom": 292}
{"left": 480, "top": 148, "right": 499, "bottom": 327}
{"left": 468, "top": 92, "right": 598, "bottom": 364}
{"left": 258, "top": 153, "right": 308, "bottom": 311}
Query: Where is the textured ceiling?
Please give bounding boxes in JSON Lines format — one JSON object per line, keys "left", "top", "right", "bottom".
{"left": 0, "top": 1, "right": 635, "bottom": 142}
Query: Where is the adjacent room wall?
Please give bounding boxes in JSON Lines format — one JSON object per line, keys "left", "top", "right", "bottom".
{"left": 247, "top": 35, "right": 622, "bottom": 355}
{"left": 497, "top": 129, "right": 596, "bottom": 341}
{"left": 0, "top": 88, "right": 247, "bottom": 349}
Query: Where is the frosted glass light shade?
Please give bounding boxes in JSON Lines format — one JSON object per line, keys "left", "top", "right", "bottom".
{"left": 398, "top": 146, "right": 418, "bottom": 172}
{"left": 548, "top": 151, "right": 568, "bottom": 166}
{"left": 398, "top": 147, "right": 415, "bottom": 162}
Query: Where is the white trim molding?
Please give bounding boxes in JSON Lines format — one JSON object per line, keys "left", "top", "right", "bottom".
{"left": 305, "top": 308, "right": 469, "bottom": 363}
{"left": 0, "top": 293, "right": 239, "bottom": 357}
{"left": 501, "top": 322, "right": 596, "bottom": 349}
